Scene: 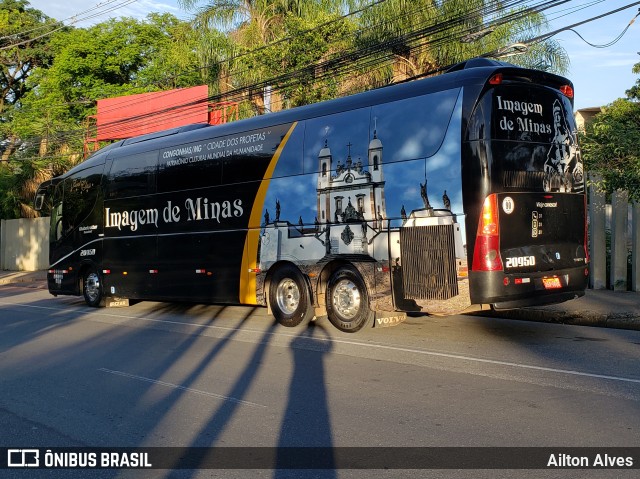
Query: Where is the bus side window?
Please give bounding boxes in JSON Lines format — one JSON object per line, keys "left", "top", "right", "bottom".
{"left": 107, "top": 151, "right": 158, "bottom": 199}
{"left": 303, "top": 108, "right": 370, "bottom": 175}
{"left": 157, "top": 149, "right": 221, "bottom": 194}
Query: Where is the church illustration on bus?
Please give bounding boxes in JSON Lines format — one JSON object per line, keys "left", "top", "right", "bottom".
{"left": 257, "top": 124, "right": 467, "bottom": 307}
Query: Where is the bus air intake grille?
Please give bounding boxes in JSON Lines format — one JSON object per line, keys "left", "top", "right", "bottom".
{"left": 501, "top": 170, "right": 545, "bottom": 189}
{"left": 399, "top": 224, "right": 458, "bottom": 300}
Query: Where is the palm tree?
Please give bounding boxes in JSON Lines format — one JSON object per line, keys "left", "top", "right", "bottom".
{"left": 354, "top": 0, "right": 568, "bottom": 89}
{"left": 178, "top": 0, "right": 569, "bottom": 114}
{"left": 178, "top": 0, "right": 358, "bottom": 113}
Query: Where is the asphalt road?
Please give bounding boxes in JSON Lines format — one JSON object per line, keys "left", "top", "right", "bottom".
{"left": 1, "top": 284, "right": 639, "bottom": 479}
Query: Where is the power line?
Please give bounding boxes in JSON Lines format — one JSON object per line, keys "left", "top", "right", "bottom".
{"left": 0, "top": 0, "right": 133, "bottom": 41}
{"left": 527, "top": 0, "right": 640, "bottom": 45}
{"left": 7, "top": 0, "right": 559, "bottom": 150}
{"left": 8, "top": 0, "right": 559, "bottom": 151}
{"left": 542, "top": 0, "right": 607, "bottom": 24}
{"left": 564, "top": 7, "right": 640, "bottom": 48}
{"left": 0, "top": 0, "right": 140, "bottom": 50}
{"left": 8, "top": 0, "right": 633, "bottom": 158}
{"left": 13, "top": 0, "right": 516, "bottom": 122}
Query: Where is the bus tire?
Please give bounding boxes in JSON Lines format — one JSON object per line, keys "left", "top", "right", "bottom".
{"left": 82, "top": 267, "right": 103, "bottom": 307}
{"left": 326, "top": 267, "right": 373, "bottom": 333}
{"left": 269, "top": 265, "right": 313, "bottom": 328}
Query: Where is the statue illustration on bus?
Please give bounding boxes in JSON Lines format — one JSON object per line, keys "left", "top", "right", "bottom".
{"left": 543, "top": 99, "right": 583, "bottom": 193}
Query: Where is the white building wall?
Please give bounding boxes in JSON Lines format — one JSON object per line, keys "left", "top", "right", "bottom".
{"left": 0, "top": 217, "right": 50, "bottom": 271}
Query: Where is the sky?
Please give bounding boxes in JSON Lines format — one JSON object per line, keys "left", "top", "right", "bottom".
{"left": 26, "top": 0, "right": 640, "bottom": 111}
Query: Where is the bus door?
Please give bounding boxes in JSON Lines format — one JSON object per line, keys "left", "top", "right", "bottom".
{"left": 46, "top": 179, "right": 75, "bottom": 294}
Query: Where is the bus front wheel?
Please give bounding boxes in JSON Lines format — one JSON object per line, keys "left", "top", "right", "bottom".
{"left": 83, "top": 268, "right": 103, "bottom": 307}
{"left": 326, "top": 267, "right": 373, "bottom": 333}
{"left": 268, "top": 265, "right": 313, "bottom": 328}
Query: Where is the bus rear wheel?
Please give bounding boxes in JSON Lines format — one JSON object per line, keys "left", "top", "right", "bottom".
{"left": 269, "top": 265, "right": 313, "bottom": 328}
{"left": 326, "top": 267, "right": 373, "bottom": 333}
{"left": 83, "top": 268, "right": 103, "bottom": 307}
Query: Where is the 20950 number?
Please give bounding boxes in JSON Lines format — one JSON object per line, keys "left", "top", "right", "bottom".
{"left": 505, "top": 256, "right": 535, "bottom": 268}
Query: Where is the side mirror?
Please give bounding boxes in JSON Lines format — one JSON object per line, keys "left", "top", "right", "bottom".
{"left": 34, "top": 192, "right": 45, "bottom": 211}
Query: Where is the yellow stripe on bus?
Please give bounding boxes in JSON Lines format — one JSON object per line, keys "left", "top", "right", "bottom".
{"left": 239, "top": 122, "right": 298, "bottom": 304}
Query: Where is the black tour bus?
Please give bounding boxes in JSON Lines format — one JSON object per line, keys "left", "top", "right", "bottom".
{"left": 35, "top": 58, "right": 589, "bottom": 332}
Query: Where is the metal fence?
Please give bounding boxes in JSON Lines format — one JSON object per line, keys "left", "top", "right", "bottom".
{"left": 589, "top": 185, "right": 640, "bottom": 292}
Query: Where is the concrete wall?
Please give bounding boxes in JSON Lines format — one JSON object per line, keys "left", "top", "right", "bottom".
{"left": 0, "top": 217, "right": 50, "bottom": 271}
{"left": 588, "top": 192, "right": 639, "bottom": 292}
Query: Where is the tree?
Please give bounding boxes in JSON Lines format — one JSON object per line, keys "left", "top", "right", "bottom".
{"left": 178, "top": 0, "right": 357, "bottom": 113}
{"left": 356, "top": 0, "right": 568, "bottom": 88}
{"left": 180, "top": 0, "right": 568, "bottom": 113}
{"left": 2, "top": 12, "right": 202, "bottom": 218}
{"left": 580, "top": 60, "right": 640, "bottom": 202}
{"left": 1, "top": 0, "right": 59, "bottom": 161}
{"left": 243, "top": 12, "right": 357, "bottom": 110}
{"left": 0, "top": 0, "right": 57, "bottom": 112}
{"left": 626, "top": 61, "right": 640, "bottom": 101}
{"left": 580, "top": 98, "right": 640, "bottom": 202}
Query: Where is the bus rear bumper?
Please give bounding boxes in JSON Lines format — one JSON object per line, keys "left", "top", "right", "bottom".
{"left": 491, "top": 290, "right": 584, "bottom": 310}
{"left": 469, "top": 265, "right": 589, "bottom": 310}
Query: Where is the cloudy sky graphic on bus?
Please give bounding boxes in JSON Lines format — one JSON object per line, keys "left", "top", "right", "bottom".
{"left": 263, "top": 89, "right": 464, "bottom": 230}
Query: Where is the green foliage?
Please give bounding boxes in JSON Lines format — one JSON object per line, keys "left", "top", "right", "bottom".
{"left": 0, "top": 167, "right": 20, "bottom": 218}
{"left": 13, "top": 12, "right": 203, "bottom": 142}
{"left": 250, "top": 13, "right": 357, "bottom": 108}
{"left": 0, "top": 147, "right": 58, "bottom": 218}
{"left": 580, "top": 98, "right": 640, "bottom": 202}
{"left": 356, "top": 0, "right": 569, "bottom": 82}
{"left": 625, "top": 61, "right": 640, "bottom": 100}
{"left": 25, "top": 14, "right": 197, "bottom": 106}
{"left": 1, "top": 9, "right": 203, "bottom": 219}
{"left": 0, "top": 0, "right": 58, "bottom": 113}
{"left": 2, "top": 0, "right": 571, "bottom": 218}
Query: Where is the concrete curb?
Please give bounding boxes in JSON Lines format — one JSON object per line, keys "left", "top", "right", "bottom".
{"left": 0, "top": 271, "right": 47, "bottom": 286}
{"left": 479, "top": 288, "right": 640, "bottom": 331}
{"left": 483, "top": 308, "right": 640, "bottom": 331}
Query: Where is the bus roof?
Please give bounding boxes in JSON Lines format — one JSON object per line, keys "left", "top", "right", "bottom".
{"left": 61, "top": 58, "right": 571, "bottom": 178}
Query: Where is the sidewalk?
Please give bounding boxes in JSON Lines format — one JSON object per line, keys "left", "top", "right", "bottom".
{"left": 0, "top": 270, "right": 47, "bottom": 287}
{"left": 1, "top": 270, "right": 639, "bottom": 330}
{"left": 485, "top": 289, "right": 640, "bottom": 331}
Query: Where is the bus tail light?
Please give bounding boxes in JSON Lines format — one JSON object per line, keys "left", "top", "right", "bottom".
{"left": 559, "top": 84, "right": 574, "bottom": 99}
{"left": 583, "top": 195, "right": 590, "bottom": 264}
{"left": 472, "top": 194, "right": 504, "bottom": 272}
{"left": 488, "top": 73, "right": 503, "bottom": 85}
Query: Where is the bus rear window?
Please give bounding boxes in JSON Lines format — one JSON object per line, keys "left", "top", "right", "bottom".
{"left": 480, "top": 83, "right": 584, "bottom": 194}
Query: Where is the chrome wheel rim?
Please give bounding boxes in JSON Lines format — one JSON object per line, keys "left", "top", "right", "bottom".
{"left": 85, "top": 272, "right": 101, "bottom": 303}
{"left": 275, "top": 278, "right": 300, "bottom": 315}
{"left": 331, "top": 279, "right": 360, "bottom": 320}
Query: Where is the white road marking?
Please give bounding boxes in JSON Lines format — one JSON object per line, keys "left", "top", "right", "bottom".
{"left": 98, "top": 368, "right": 266, "bottom": 408}
{"left": 3, "top": 299, "right": 640, "bottom": 386}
